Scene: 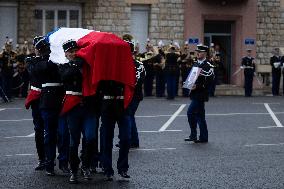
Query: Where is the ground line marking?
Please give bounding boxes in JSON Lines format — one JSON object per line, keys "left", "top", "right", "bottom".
{"left": 130, "top": 148, "right": 176, "bottom": 151}
{"left": 264, "top": 103, "right": 283, "bottom": 127}
{"left": 159, "top": 104, "right": 187, "bottom": 132}
{"left": 258, "top": 126, "right": 283, "bottom": 129}
{"left": 0, "top": 118, "right": 32, "bottom": 122}
{"left": 245, "top": 143, "right": 284, "bottom": 147}
{"left": 4, "top": 132, "right": 35, "bottom": 139}
{"left": 138, "top": 130, "right": 182, "bottom": 133}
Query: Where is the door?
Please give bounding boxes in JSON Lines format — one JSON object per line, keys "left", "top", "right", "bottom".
{"left": 204, "top": 21, "right": 233, "bottom": 84}
{"left": 131, "top": 5, "right": 149, "bottom": 53}
{"left": 0, "top": 3, "right": 17, "bottom": 47}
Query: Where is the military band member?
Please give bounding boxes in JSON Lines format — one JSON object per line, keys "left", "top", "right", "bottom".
{"left": 208, "top": 53, "right": 223, "bottom": 97}
{"left": 25, "top": 36, "right": 46, "bottom": 171}
{"left": 0, "top": 39, "right": 17, "bottom": 101}
{"left": 270, "top": 48, "right": 282, "bottom": 96}
{"left": 164, "top": 45, "right": 179, "bottom": 99}
{"left": 153, "top": 48, "right": 165, "bottom": 97}
{"left": 59, "top": 40, "right": 99, "bottom": 183}
{"left": 142, "top": 41, "right": 155, "bottom": 96}
{"left": 184, "top": 44, "right": 214, "bottom": 143}
{"left": 179, "top": 45, "right": 193, "bottom": 97}
{"left": 241, "top": 49, "right": 255, "bottom": 97}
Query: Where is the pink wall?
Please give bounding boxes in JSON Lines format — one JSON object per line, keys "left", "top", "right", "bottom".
{"left": 184, "top": 0, "right": 257, "bottom": 86}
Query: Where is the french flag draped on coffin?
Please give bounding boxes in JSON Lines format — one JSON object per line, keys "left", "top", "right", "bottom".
{"left": 47, "top": 27, "right": 136, "bottom": 112}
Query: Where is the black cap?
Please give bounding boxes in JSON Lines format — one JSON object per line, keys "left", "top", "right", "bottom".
{"left": 196, "top": 44, "right": 209, "bottom": 52}
{"left": 62, "top": 40, "right": 78, "bottom": 52}
{"left": 122, "top": 34, "right": 133, "bottom": 42}
{"left": 34, "top": 38, "right": 50, "bottom": 51}
{"left": 33, "top": 36, "right": 44, "bottom": 46}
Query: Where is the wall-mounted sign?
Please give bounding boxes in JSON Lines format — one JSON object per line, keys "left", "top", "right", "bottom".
{"left": 188, "top": 38, "right": 199, "bottom": 45}
{"left": 245, "top": 38, "right": 255, "bottom": 45}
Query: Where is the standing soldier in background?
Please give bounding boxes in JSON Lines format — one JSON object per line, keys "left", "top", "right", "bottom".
{"left": 241, "top": 49, "right": 255, "bottom": 97}
{"left": 270, "top": 48, "right": 282, "bottom": 96}
{"left": 184, "top": 44, "right": 214, "bottom": 143}
{"left": 25, "top": 36, "right": 46, "bottom": 171}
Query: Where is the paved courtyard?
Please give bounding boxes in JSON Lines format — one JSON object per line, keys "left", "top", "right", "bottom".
{"left": 0, "top": 96, "right": 284, "bottom": 189}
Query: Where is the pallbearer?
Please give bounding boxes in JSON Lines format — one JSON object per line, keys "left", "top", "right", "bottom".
{"left": 35, "top": 38, "right": 65, "bottom": 176}
{"left": 25, "top": 36, "right": 45, "bottom": 171}
{"left": 60, "top": 40, "right": 99, "bottom": 183}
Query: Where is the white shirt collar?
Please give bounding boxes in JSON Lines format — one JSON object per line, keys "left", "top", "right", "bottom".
{"left": 197, "top": 58, "right": 206, "bottom": 64}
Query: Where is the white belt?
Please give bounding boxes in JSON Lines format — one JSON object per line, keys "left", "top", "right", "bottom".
{"left": 31, "top": 86, "right": 41, "bottom": 92}
{"left": 42, "top": 83, "right": 63, "bottom": 87}
{"left": 241, "top": 66, "right": 254, "bottom": 69}
{"left": 66, "top": 91, "right": 82, "bottom": 95}
{"left": 103, "top": 95, "right": 124, "bottom": 100}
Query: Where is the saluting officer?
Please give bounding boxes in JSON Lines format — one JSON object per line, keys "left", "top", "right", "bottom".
{"left": 270, "top": 48, "right": 282, "bottom": 96}
{"left": 184, "top": 44, "right": 214, "bottom": 143}
{"left": 241, "top": 49, "right": 255, "bottom": 97}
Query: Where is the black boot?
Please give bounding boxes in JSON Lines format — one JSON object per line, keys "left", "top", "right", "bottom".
{"left": 81, "top": 167, "right": 92, "bottom": 180}
{"left": 35, "top": 160, "right": 45, "bottom": 171}
{"left": 69, "top": 171, "right": 78, "bottom": 184}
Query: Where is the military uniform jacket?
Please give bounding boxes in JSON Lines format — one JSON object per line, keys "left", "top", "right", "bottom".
{"left": 0, "top": 51, "right": 17, "bottom": 76}
{"left": 189, "top": 60, "right": 214, "bottom": 102}
{"left": 133, "top": 60, "right": 146, "bottom": 101}
{"left": 270, "top": 56, "right": 282, "bottom": 74}
{"left": 25, "top": 56, "right": 43, "bottom": 109}
{"left": 36, "top": 58, "right": 64, "bottom": 110}
{"left": 165, "top": 52, "right": 179, "bottom": 76}
{"left": 241, "top": 56, "right": 255, "bottom": 76}
{"left": 97, "top": 80, "right": 125, "bottom": 118}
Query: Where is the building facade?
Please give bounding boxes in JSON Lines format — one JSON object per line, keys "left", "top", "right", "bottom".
{"left": 0, "top": 0, "right": 283, "bottom": 88}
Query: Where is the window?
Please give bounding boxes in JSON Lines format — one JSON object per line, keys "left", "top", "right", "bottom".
{"left": 34, "top": 5, "right": 82, "bottom": 35}
{"left": 0, "top": 2, "right": 17, "bottom": 47}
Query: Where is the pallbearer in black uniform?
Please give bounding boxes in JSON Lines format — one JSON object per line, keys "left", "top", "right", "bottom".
{"left": 270, "top": 48, "right": 282, "bottom": 96}
{"left": 59, "top": 40, "right": 99, "bottom": 183}
{"left": 241, "top": 49, "right": 255, "bottom": 97}
{"left": 25, "top": 36, "right": 46, "bottom": 170}
{"left": 99, "top": 79, "right": 132, "bottom": 180}
{"left": 35, "top": 38, "right": 64, "bottom": 176}
{"left": 122, "top": 34, "right": 146, "bottom": 148}
{"left": 184, "top": 44, "right": 214, "bottom": 143}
